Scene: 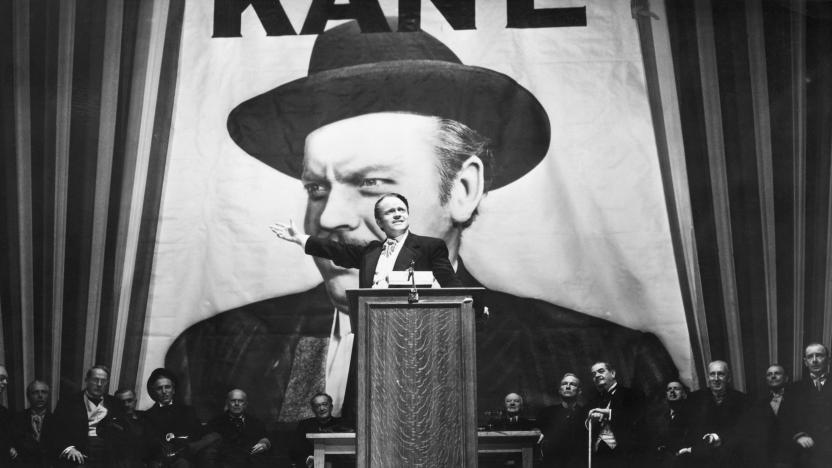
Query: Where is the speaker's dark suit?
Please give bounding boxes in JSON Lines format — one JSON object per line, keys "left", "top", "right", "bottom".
{"left": 304, "top": 232, "right": 462, "bottom": 288}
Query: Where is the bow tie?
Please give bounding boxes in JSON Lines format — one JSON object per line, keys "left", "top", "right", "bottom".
{"left": 382, "top": 238, "right": 398, "bottom": 256}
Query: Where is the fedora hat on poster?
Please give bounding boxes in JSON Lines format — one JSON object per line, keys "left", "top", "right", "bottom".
{"left": 227, "top": 18, "right": 550, "bottom": 190}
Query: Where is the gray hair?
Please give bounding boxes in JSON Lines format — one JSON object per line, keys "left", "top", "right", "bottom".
{"left": 432, "top": 118, "right": 494, "bottom": 228}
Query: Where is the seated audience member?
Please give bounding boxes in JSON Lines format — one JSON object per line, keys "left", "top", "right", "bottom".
{"left": 143, "top": 368, "right": 215, "bottom": 468}
{"left": 645, "top": 381, "right": 690, "bottom": 468}
{"left": 482, "top": 392, "right": 538, "bottom": 467}
{"left": 487, "top": 393, "right": 537, "bottom": 431}
{"left": 587, "top": 361, "right": 644, "bottom": 468}
{"left": 678, "top": 360, "right": 748, "bottom": 468}
{"left": 290, "top": 393, "right": 350, "bottom": 468}
{"left": 536, "top": 373, "right": 588, "bottom": 468}
{"left": 115, "top": 388, "right": 148, "bottom": 468}
{"left": 203, "top": 389, "right": 271, "bottom": 468}
{"left": 1, "top": 366, "right": 11, "bottom": 465}
{"left": 737, "top": 364, "right": 792, "bottom": 468}
{"left": 10, "top": 380, "right": 51, "bottom": 467}
{"left": 44, "top": 365, "right": 129, "bottom": 468}
{"left": 780, "top": 343, "right": 832, "bottom": 468}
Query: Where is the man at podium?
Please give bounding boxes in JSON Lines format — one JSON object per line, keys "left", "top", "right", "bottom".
{"left": 270, "top": 192, "right": 461, "bottom": 290}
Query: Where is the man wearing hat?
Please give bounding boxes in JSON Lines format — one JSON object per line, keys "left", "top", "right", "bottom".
{"left": 143, "top": 368, "right": 216, "bottom": 468}
{"left": 166, "top": 19, "right": 678, "bottom": 426}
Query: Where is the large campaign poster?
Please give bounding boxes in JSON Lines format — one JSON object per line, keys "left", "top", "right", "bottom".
{"left": 141, "top": 0, "right": 692, "bottom": 423}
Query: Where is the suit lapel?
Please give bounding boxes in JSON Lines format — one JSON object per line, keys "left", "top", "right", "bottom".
{"left": 394, "top": 233, "right": 422, "bottom": 271}
{"left": 363, "top": 242, "right": 383, "bottom": 287}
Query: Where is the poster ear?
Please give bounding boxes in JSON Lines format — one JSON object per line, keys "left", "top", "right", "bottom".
{"left": 449, "top": 156, "right": 484, "bottom": 225}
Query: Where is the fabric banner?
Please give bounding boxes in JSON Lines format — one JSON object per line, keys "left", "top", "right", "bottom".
{"left": 141, "top": 0, "right": 692, "bottom": 422}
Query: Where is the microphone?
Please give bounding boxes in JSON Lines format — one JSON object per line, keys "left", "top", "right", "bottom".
{"left": 408, "top": 259, "right": 419, "bottom": 303}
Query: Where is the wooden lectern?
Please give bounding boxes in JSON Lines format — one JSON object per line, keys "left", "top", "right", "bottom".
{"left": 348, "top": 288, "right": 483, "bottom": 468}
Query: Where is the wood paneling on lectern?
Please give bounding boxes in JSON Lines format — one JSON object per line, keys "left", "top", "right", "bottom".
{"left": 348, "top": 288, "right": 482, "bottom": 468}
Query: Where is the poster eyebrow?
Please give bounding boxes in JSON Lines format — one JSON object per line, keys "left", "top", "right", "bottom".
{"left": 337, "top": 164, "right": 399, "bottom": 184}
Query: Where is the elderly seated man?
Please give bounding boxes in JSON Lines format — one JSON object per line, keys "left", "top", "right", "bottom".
{"left": 482, "top": 392, "right": 538, "bottom": 468}
{"left": 488, "top": 393, "right": 537, "bottom": 431}
{"left": 203, "top": 389, "right": 271, "bottom": 468}
{"left": 290, "top": 393, "right": 351, "bottom": 468}
{"left": 678, "top": 360, "right": 748, "bottom": 468}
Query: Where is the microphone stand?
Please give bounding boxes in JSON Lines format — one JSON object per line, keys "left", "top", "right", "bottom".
{"left": 407, "top": 259, "right": 419, "bottom": 303}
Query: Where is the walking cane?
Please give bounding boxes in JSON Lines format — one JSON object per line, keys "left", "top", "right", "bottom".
{"left": 585, "top": 413, "right": 594, "bottom": 468}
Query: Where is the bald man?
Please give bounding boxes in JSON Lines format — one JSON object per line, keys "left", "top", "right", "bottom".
{"left": 487, "top": 393, "right": 536, "bottom": 431}
{"left": 681, "top": 360, "right": 748, "bottom": 468}
{"left": 203, "top": 389, "right": 271, "bottom": 468}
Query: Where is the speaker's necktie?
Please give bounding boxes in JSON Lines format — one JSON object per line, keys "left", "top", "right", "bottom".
{"left": 383, "top": 238, "right": 397, "bottom": 257}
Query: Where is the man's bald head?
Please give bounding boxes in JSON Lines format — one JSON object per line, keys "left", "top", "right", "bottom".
{"left": 227, "top": 388, "right": 248, "bottom": 416}
{"left": 504, "top": 393, "right": 523, "bottom": 415}
{"left": 707, "top": 360, "right": 731, "bottom": 394}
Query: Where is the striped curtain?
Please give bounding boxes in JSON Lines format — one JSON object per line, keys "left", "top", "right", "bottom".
{"left": 655, "top": 0, "right": 832, "bottom": 394}
{"left": 0, "top": 0, "right": 183, "bottom": 408}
